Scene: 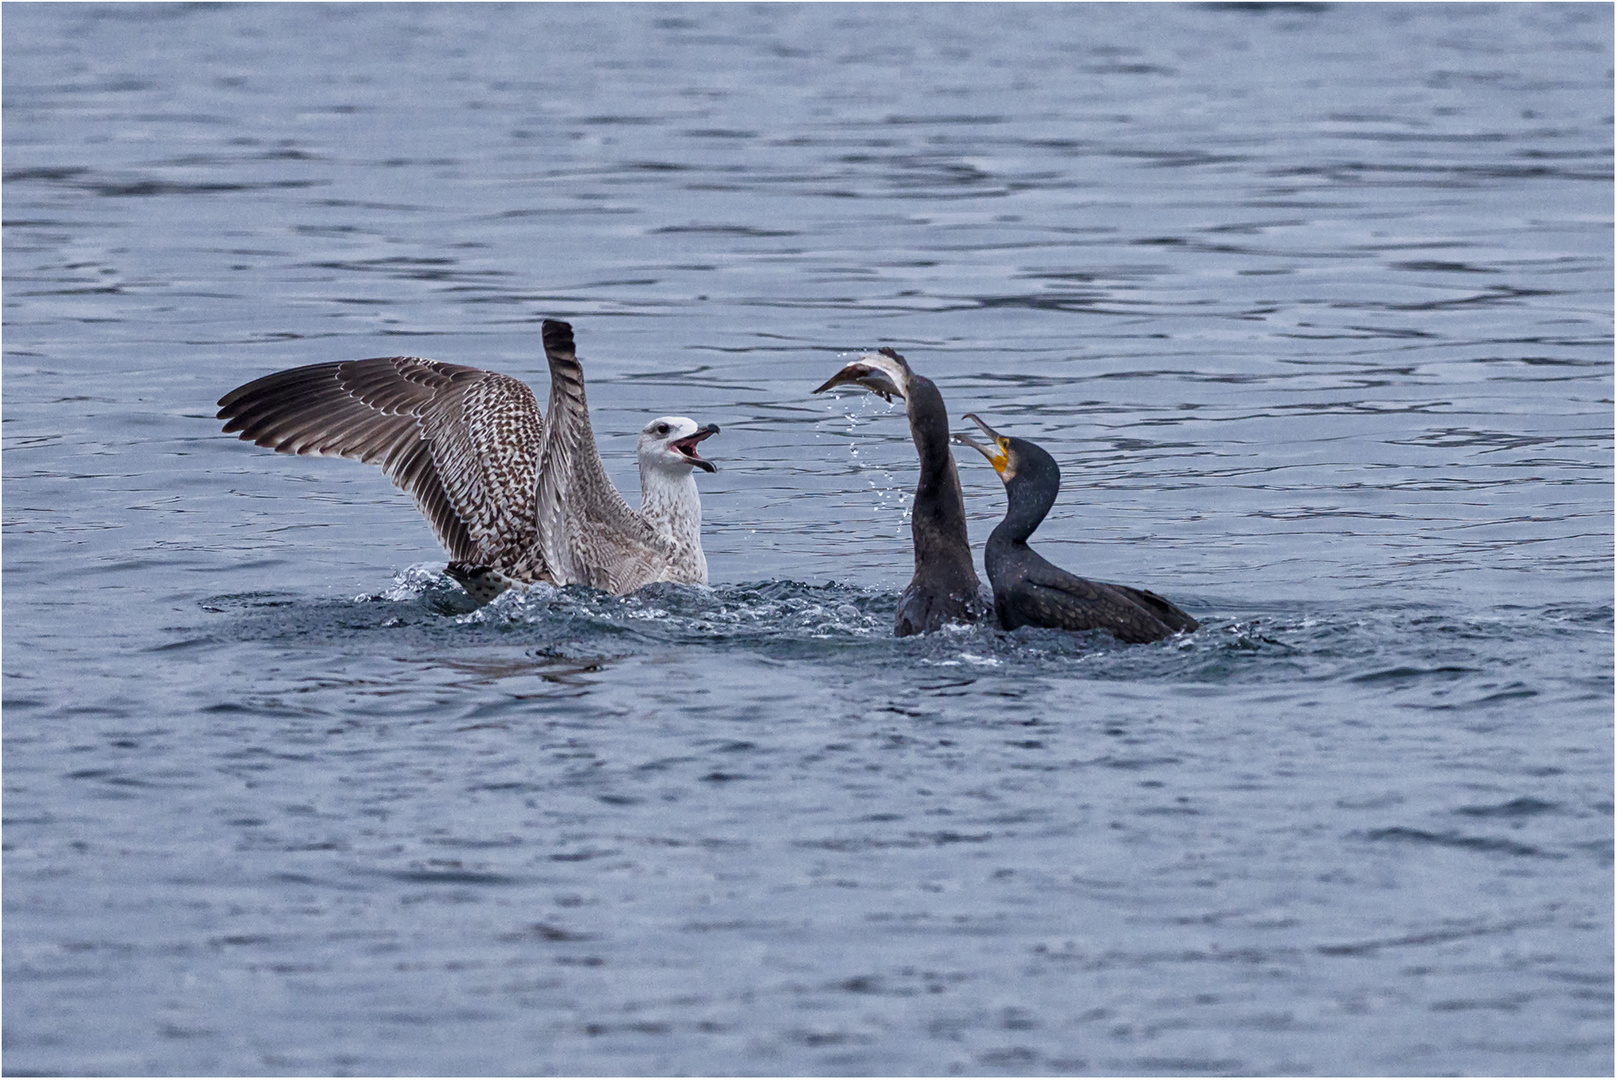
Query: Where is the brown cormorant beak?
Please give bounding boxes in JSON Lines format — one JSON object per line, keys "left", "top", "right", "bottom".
{"left": 812, "top": 350, "right": 909, "bottom": 403}
{"left": 671, "top": 423, "right": 719, "bottom": 473}
{"left": 954, "top": 413, "right": 1012, "bottom": 477}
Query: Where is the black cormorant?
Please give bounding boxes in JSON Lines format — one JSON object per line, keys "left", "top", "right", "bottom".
{"left": 814, "top": 349, "right": 990, "bottom": 636}
{"left": 954, "top": 413, "right": 1198, "bottom": 644}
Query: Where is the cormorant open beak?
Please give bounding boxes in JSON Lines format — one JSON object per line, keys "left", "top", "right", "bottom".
{"left": 812, "top": 352, "right": 908, "bottom": 403}
{"left": 671, "top": 423, "right": 719, "bottom": 473}
{"left": 954, "top": 413, "right": 1011, "bottom": 476}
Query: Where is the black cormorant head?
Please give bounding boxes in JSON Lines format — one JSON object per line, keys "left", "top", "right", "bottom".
{"left": 955, "top": 414, "right": 1062, "bottom": 502}
{"left": 956, "top": 415, "right": 1062, "bottom": 538}
{"left": 813, "top": 347, "right": 912, "bottom": 403}
{"left": 954, "top": 413, "right": 1012, "bottom": 477}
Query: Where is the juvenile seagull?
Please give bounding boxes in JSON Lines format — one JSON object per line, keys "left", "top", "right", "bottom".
{"left": 955, "top": 413, "right": 1197, "bottom": 644}
{"left": 217, "top": 319, "right": 719, "bottom": 604}
{"left": 814, "top": 348, "right": 990, "bottom": 636}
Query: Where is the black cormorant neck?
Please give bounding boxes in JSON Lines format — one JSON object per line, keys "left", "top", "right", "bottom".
{"left": 904, "top": 374, "right": 953, "bottom": 490}
{"left": 992, "top": 438, "right": 1060, "bottom": 546}
{"left": 903, "top": 373, "right": 976, "bottom": 580}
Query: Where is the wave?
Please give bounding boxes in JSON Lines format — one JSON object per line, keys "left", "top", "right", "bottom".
{"left": 198, "top": 564, "right": 1611, "bottom": 705}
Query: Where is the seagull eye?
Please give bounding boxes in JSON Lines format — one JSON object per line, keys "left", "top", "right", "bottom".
{"left": 655, "top": 423, "right": 670, "bottom": 436}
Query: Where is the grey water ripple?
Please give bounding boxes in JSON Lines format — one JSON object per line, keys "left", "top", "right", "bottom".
{"left": 4, "top": 2, "right": 1610, "bottom": 1076}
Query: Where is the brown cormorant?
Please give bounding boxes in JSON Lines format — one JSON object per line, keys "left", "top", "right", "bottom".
{"left": 955, "top": 413, "right": 1198, "bottom": 644}
{"left": 814, "top": 349, "right": 991, "bottom": 636}
{"left": 217, "top": 319, "right": 719, "bottom": 604}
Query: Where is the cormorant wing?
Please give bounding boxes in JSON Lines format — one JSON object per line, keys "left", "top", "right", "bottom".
{"left": 533, "top": 320, "right": 663, "bottom": 592}
{"left": 1107, "top": 583, "right": 1200, "bottom": 634}
{"left": 217, "top": 356, "right": 545, "bottom": 571}
{"left": 1010, "top": 557, "right": 1190, "bottom": 644}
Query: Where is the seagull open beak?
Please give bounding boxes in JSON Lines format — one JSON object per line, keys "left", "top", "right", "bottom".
{"left": 954, "top": 413, "right": 1011, "bottom": 476}
{"left": 670, "top": 423, "right": 719, "bottom": 473}
{"left": 812, "top": 354, "right": 908, "bottom": 403}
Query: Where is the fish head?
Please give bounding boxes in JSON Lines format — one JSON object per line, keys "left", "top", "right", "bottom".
{"left": 812, "top": 348, "right": 912, "bottom": 403}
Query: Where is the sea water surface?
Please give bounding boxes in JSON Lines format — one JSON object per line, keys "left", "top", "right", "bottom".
{"left": 3, "top": 3, "right": 1612, "bottom": 1075}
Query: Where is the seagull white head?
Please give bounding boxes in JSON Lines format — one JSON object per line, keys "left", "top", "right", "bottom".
{"left": 638, "top": 416, "right": 719, "bottom": 475}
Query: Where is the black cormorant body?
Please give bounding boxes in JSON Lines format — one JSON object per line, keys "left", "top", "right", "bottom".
{"left": 956, "top": 414, "right": 1198, "bottom": 644}
{"left": 815, "top": 349, "right": 990, "bottom": 636}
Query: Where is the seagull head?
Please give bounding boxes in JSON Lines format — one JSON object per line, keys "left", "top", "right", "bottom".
{"left": 639, "top": 416, "right": 719, "bottom": 475}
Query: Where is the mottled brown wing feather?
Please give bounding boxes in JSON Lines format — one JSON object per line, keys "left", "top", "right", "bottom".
{"left": 533, "top": 321, "right": 660, "bottom": 590}
{"left": 217, "top": 357, "right": 546, "bottom": 575}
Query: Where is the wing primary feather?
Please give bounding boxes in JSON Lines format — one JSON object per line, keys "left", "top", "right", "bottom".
{"left": 218, "top": 353, "right": 547, "bottom": 577}
{"left": 219, "top": 327, "right": 698, "bottom": 600}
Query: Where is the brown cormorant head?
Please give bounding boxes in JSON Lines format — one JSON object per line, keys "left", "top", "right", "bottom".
{"left": 812, "top": 347, "right": 912, "bottom": 403}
